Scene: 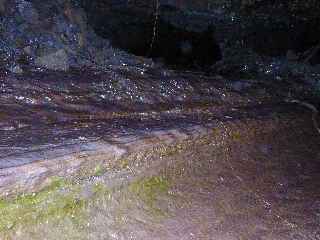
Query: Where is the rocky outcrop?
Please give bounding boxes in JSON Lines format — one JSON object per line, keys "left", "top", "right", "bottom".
{"left": 34, "top": 49, "right": 69, "bottom": 71}
{"left": 0, "top": 0, "right": 140, "bottom": 73}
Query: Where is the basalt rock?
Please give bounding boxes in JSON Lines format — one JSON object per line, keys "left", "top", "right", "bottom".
{"left": 0, "top": 0, "right": 139, "bottom": 72}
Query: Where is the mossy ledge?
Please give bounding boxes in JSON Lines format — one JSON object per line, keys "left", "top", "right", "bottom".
{"left": 0, "top": 177, "right": 86, "bottom": 234}
{"left": 0, "top": 174, "right": 170, "bottom": 238}
{"left": 0, "top": 116, "right": 312, "bottom": 239}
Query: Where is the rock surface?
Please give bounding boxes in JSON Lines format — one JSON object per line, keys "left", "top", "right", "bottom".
{"left": 0, "top": 67, "right": 318, "bottom": 197}
{"left": 0, "top": 78, "right": 319, "bottom": 239}
{"left": 0, "top": 0, "right": 141, "bottom": 72}
{"left": 34, "top": 49, "right": 69, "bottom": 71}
{"left": 0, "top": 1, "right": 319, "bottom": 239}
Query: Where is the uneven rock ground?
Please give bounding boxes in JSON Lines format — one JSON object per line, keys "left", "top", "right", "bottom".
{"left": 0, "top": 68, "right": 319, "bottom": 239}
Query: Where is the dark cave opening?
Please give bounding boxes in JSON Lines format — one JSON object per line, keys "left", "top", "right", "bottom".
{"left": 81, "top": 1, "right": 222, "bottom": 70}
{"left": 80, "top": 0, "right": 320, "bottom": 69}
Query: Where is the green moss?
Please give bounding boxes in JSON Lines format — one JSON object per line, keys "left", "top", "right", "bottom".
{"left": 92, "top": 182, "right": 110, "bottom": 196}
{"left": 212, "top": 128, "right": 220, "bottom": 136}
{"left": 93, "top": 165, "right": 105, "bottom": 177}
{"left": 128, "top": 176, "right": 169, "bottom": 214}
{"left": 119, "top": 159, "right": 129, "bottom": 169}
{"left": 0, "top": 177, "right": 87, "bottom": 234}
{"left": 231, "top": 131, "right": 242, "bottom": 141}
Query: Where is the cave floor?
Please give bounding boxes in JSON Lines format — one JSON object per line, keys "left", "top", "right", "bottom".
{"left": 0, "top": 68, "right": 319, "bottom": 239}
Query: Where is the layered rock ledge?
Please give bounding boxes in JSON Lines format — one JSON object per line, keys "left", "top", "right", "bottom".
{"left": 0, "top": 69, "right": 319, "bottom": 239}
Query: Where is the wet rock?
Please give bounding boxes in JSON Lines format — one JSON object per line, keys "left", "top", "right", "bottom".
{"left": 35, "top": 49, "right": 69, "bottom": 71}
{"left": 79, "top": 183, "right": 95, "bottom": 200}
{"left": 8, "top": 64, "right": 23, "bottom": 74}
{"left": 0, "top": 0, "right": 6, "bottom": 14}
{"left": 229, "top": 80, "right": 252, "bottom": 92}
{"left": 17, "top": 0, "right": 39, "bottom": 25}
{"left": 0, "top": 0, "right": 140, "bottom": 72}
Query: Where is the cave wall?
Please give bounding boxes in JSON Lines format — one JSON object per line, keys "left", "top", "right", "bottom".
{"left": 0, "top": 0, "right": 139, "bottom": 73}
{"left": 0, "top": 0, "right": 320, "bottom": 73}
{"left": 81, "top": 0, "right": 320, "bottom": 60}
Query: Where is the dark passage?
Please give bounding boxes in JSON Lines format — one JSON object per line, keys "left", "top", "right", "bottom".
{"left": 82, "top": 2, "right": 222, "bottom": 69}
